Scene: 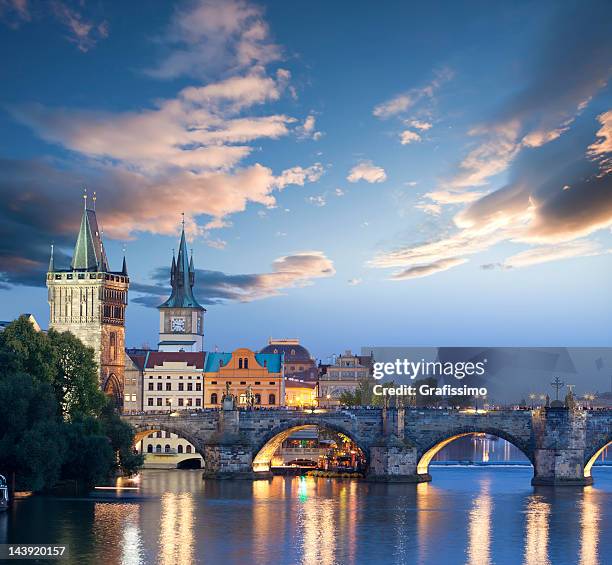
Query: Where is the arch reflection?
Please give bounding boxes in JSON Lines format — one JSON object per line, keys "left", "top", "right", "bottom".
{"left": 466, "top": 478, "right": 492, "bottom": 565}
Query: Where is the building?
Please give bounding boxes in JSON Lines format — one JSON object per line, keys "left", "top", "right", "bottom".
{"left": 0, "top": 314, "right": 41, "bottom": 333}
{"left": 318, "top": 350, "right": 373, "bottom": 407}
{"left": 204, "top": 348, "right": 283, "bottom": 408}
{"left": 285, "top": 378, "right": 318, "bottom": 408}
{"left": 142, "top": 351, "right": 205, "bottom": 412}
{"left": 135, "top": 431, "right": 202, "bottom": 469}
{"left": 158, "top": 223, "right": 205, "bottom": 352}
{"left": 46, "top": 196, "right": 129, "bottom": 405}
{"left": 123, "top": 350, "right": 146, "bottom": 413}
{"left": 260, "top": 338, "right": 317, "bottom": 378}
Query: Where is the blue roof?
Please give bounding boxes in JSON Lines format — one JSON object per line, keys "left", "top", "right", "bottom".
{"left": 204, "top": 352, "right": 282, "bottom": 373}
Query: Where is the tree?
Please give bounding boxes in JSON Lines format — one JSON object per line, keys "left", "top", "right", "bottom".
{"left": 47, "top": 330, "right": 106, "bottom": 420}
{"left": 100, "top": 404, "right": 144, "bottom": 476}
{"left": 0, "top": 318, "right": 144, "bottom": 491}
{"left": 0, "top": 372, "right": 66, "bottom": 491}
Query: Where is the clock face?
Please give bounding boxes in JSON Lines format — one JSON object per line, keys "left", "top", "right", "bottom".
{"left": 171, "top": 317, "right": 185, "bottom": 332}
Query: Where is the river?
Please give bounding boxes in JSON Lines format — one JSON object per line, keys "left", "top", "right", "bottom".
{"left": 2, "top": 463, "right": 611, "bottom": 565}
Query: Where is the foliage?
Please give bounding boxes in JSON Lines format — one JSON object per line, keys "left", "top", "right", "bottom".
{"left": 47, "top": 329, "right": 107, "bottom": 420}
{"left": 0, "top": 316, "right": 143, "bottom": 491}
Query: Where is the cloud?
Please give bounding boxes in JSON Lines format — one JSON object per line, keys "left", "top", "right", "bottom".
{"left": 146, "top": 0, "right": 280, "bottom": 80}
{"left": 131, "top": 251, "right": 335, "bottom": 306}
{"left": 501, "top": 240, "right": 607, "bottom": 269}
{"left": 407, "top": 120, "right": 432, "bottom": 131}
{"left": 373, "top": 68, "right": 452, "bottom": 119}
{"left": 400, "top": 130, "right": 422, "bottom": 145}
{"left": 415, "top": 203, "right": 442, "bottom": 216}
{"left": 0, "top": 157, "right": 326, "bottom": 287}
{"left": 445, "top": 3, "right": 612, "bottom": 190}
{"left": 368, "top": 3, "right": 612, "bottom": 281}
{"left": 390, "top": 258, "right": 467, "bottom": 280}
{"left": 588, "top": 110, "right": 612, "bottom": 174}
{"left": 12, "top": 71, "right": 292, "bottom": 175}
{"left": 307, "top": 195, "right": 326, "bottom": 207}
{"left": 423, "top": 190, "right": 485, "bottom": 205}
{"left": 347, "top": 161, "right": 387, "bottom": 184}
{"left": 1, "top": 1, "right": 108, "bottom": 50}
{"left": 347, "top": 278, "right": 362, "bottom": 286}
{"left": 334, "top": 188, "right": 345, "bottom": 197}
{"left": 297, "top": 114, "right": 323, "bottom": 140}
{"left": 51, "top": 1, "right": 108, "bottom": 52}
{"left": 275, "top": 163, "right": 324, "bottom": 189}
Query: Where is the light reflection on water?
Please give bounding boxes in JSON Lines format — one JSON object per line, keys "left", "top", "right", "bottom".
{"left": 2, "top": 468, "right": 612, "bottom": 565}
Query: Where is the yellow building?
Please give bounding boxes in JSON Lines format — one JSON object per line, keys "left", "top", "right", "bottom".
{"left": 204, "top": 348, "right": 284, "bottom": 408}
{"left": 285, "top": 378, "right": 318, "bottom": 408}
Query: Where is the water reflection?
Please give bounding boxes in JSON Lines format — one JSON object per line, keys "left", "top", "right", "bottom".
{"left": 579, "top": 488, "right": 600, "bottom": 565}
{"left": 4, "top": 469, "right": 612, "bottom": 565}
{"left": 466, "top": 478, "right": 492, "bottom": 565}
{"left": 523, "top": 496, "right": 550, "bottom": 565}
{"left": 159, "top": 492, "right": 194, "bottom": 565}
{"left": 92, "top": 503, "right": 144, "bottom": 564}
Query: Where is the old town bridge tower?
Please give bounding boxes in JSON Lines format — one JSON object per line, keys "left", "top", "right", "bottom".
{"left": 46, "top": 194, "right": 129, "bottom": 406}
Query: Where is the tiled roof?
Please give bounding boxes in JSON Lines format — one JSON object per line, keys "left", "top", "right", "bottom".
{"left": 285, "top": 378, "right": 317, "bottom": 389}
{"left": 145, "top": 351, "right": 206, "bottom": 369}
{"left": 260, "top": 342, "right": 312, "bottom": 362}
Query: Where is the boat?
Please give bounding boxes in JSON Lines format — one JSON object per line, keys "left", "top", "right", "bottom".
{"left": 0, "top": 475, "right": 8, "bottom": 511}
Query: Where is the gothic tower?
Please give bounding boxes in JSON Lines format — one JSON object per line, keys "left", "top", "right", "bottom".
{"left": 158, "top": 223, "right": 205, "bottom": 352}
{"left": 46, "top": 194, "right": 129, "bottom": 406}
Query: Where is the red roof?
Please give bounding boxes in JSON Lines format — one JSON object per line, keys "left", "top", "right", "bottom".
{"left": 144, "top": 351, "right": 206, "bottom": 369}
{"left": 285, "top": 379, "right": 317, "bottom": 389}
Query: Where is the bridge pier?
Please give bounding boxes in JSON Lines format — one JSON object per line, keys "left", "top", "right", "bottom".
{"left": 532, "top": 407, "right": 592, "bottom": 486}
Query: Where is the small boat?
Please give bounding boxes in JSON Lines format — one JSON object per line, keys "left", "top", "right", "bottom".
{"left": 0, "top": 475, "right": 8, "bottom": 511}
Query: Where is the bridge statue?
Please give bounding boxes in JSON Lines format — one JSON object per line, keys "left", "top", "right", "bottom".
{"left": 125, "top": 405, "right": 612, "bottom": 486}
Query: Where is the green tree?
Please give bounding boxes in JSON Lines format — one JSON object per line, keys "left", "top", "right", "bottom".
{"left": 0, "top": 372, "right": 66, "bottom": 491}
{"left": 100, "top": 404, "right": 144, "bottom": 476}
{"left": 0, "top": 318, "right": 144, "bottom": 490}
{"left": 47, "top": 330, "right": 106, "bottom": 420}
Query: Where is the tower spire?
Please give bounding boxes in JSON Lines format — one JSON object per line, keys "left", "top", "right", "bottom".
{"left": 121, "top": 244, "right": 128, "bottom": 276}
{"left": 48, "top": 244, "right": 54, "bottom": 272}
{"left": 83, "top": 187, "right": 88, "bottom": 209}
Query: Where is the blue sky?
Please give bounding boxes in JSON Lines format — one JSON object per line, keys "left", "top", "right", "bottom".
{"left": 0, "top": 0, "right": 611, "bottom": 359}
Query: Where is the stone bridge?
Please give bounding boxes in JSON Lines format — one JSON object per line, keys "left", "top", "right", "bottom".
{"left": 123, "top": 406, "right": 612, "bottom": 485}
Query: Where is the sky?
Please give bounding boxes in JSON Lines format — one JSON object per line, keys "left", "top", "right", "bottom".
{"left": 0, "top": 0, "right": 611, "bottom": 361}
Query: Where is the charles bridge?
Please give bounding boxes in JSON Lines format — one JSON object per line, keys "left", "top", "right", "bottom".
{"left": 123, "top": 406, "right": 612, "bottom": 485}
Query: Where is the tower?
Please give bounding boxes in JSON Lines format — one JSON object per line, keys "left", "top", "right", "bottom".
{"left": 158, "top": 222, "right": 205, "bottom": 352}
{"left": 46, "top": 193, "right": 129, "bottom": 406}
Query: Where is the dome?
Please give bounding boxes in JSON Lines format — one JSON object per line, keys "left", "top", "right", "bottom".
{"left": 260, "top": 341, "right": 312, "bottom": 363}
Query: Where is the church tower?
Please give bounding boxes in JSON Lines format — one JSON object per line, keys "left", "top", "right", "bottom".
{"left": 158, "top": 222, "right": 205, "bottom": 352}
{"left": 46, "top": 193, "right": 129, "bottom": 406}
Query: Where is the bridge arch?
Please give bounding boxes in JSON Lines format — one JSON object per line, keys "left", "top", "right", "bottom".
{"left": 132, "top": 423, "right": 205, "bottom": 460}
{"left": 415, "top": 427, "right": 534, "bottom": 476}
{"left": 584, "top": 438, "right": 612, "bottom": 479}
{"left": 251, "top": 419, "right": 368, "bottom": 473}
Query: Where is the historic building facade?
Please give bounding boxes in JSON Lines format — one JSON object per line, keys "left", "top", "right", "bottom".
{"left": 158, "top": 224, "right": 205, "bottom": 352}
{"left": 204, "top": 348, "right": 283, "bottom": 408}
{"left": 318, "top": 350, "right": 373, "bottom": 407}
{"left": 46, "top": 197, "right": 129, "bottom": 405}
{"left": 141, "top": 351, "right": 205, "bottom": 411}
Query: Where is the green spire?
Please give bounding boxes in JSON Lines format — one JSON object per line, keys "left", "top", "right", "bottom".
{"left": 159, "top": 224, "right": 204, "bottom": 310}
{"left": 70, "top": 198, "right": 109, "bottom": 272}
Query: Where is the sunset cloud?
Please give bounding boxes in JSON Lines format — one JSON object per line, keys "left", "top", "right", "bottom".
{"left": 146, "top": 0, "right": 280, "bottom": 80}
{"left": 347, "top": 161, "right": 387, "bottom": 184}
{"left": 131, "top": 251, "right": 335, "bottom": 306}
{"left": 390, "top": 258, "right": 467, "bottom": 280}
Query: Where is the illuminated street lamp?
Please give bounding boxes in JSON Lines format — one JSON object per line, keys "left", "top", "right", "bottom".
{"left": 529, "top": 393, "right": 536, "bottom": 409}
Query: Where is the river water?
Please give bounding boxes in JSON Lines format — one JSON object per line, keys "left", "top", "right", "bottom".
{"left": 2, "top": 463, "right": 611, "bottom": 565}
